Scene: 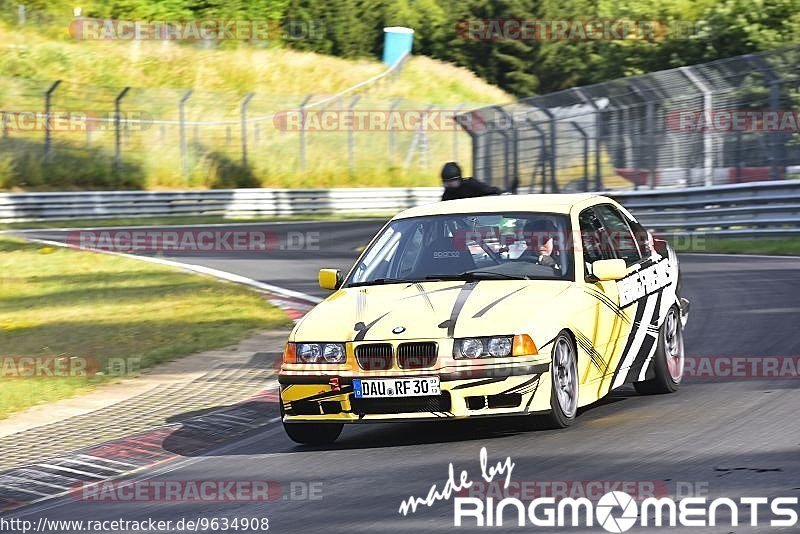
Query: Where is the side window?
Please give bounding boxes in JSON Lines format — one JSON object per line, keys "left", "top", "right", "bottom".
{"left": 627, "top": 218, "right": 653, "bottom": 258}
{"left": 595, "top": 204, "right": 642, "bottom": 266}
{"left": 578, "top": 208, "right": 613, "bottom": 276}
{"left": 395, "top": 223, "right": 424, "bottom": 277}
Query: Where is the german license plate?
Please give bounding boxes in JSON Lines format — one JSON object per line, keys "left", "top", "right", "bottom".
{"left": 352, "top": 377, "right": 440, "bottom": 398}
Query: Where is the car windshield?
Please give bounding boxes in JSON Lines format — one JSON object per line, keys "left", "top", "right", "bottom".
{"left": 345, "top": 212, "right": 572, "bottom": 287}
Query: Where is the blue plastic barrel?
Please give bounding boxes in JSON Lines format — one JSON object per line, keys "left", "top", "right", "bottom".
{"left": 382, "top": 27, "right": 414, "bottom": 66}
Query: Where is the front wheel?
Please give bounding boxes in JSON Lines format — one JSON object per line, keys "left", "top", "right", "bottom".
{"left": 540, "top": 331, "right": 578, "bottom": 428}
{"left": 634, "top": 306, "right": 684, "bottom": 395}
{"left": 283, "top": 422, "right": 343, "bottom": 445}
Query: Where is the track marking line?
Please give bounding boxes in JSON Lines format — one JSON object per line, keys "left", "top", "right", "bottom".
{"left": 5, "top": 422, "right": 287, "bottom": 518}
{"left": 74, "top": 454, "right": 139, "bottom": 469}
{"left": 0, "top": 474, "right": 70, "bottom": 491}
{"left": 22, "top": 237, "right": 322, "bottom": 304}
{"left": 0, "top": 484, "right": 50, "bottom": 497}
{"left": 56, "top": 458, "right": 124, "bottom": 473}
{"left": 34, "top": 464, "right": 107, "bottom": 479}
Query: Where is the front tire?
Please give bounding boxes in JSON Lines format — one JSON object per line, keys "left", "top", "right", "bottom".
{"left": 283, "top": 422, "right": 343, "bottom": 445}
{"left": 634, "top": 306, "right": 684, "bottom": 395}
{"left": 541, "top": 331, "right": 578, "bottom": 428}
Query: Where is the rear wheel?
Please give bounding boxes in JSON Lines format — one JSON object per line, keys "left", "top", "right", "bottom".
{"left": 634, "top": 306, "right": 684, "bottom": 395}
{"left": 283, "top": 422, "right": 343, "bottom": 445}
{"left": 541, "top": 331, "right": 578, "bottom": 428}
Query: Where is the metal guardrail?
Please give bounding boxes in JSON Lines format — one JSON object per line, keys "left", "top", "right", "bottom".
{"left": 2, "top": 181, "right": 800, "bottom": 238}
{"left": 612, "top": 179, "right": 800, "bottom": 237}
{"left": 0, "top": 188, "right": 443, "bottom": 222}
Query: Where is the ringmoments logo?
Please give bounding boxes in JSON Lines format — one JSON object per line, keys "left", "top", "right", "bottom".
{"left": 398, "top": 448, "right": 799, "bottom": 531}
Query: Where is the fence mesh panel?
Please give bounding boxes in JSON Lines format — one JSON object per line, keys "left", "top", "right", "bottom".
{"left": 460, "top": 45, "right": 800, "bottom": 192}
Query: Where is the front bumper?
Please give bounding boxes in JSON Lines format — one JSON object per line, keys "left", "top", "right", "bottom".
{"left": 279, "top": 358, "right": 552, "bottom": 423}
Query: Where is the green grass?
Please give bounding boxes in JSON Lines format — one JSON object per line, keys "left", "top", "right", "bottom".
{"left": 0, "top": 23, "right": 508, "bottom": 104}
{"left": 0, "top": 237, "right": 291, "bottom": 419}
{"left": 0, "top": 19, "right": 509, "bottom": 191}
{"left": 673, "top": 236, "right": 800, "bottom": 256}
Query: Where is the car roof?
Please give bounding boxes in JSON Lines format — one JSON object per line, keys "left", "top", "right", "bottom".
{"left": 392, "top": 193, "right": 613, "bottom": 219}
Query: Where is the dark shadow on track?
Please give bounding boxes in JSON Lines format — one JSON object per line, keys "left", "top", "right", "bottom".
{"left": 156, "top": 385, "right": 639, "bottom": 457}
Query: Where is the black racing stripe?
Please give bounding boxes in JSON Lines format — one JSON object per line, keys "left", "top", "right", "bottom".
{"left": 354, "top": 312, "right": 390, "bottom": 341}
{"left": 620, "top": 281, "right": 674, "bottom": 310}
{"left": 627, "top": 335, "right": 657, "bottom": 383}
{"left": 472, "top": 287, "right": 526, "bottom": 318}
{"left": 446, "top": 282, "right": 479, "bottom": 337}
{"left": 413, "top": 283, "right": 436, "bottom": 311}
{"left": 610, "top": 296, "right": 649, "bottom": 386}
{"left": 584, "top": 288, "right": 629, "bottom": 322}
{"left": 500, "top": 375, "right": 541, "bottom": 395}
{"left": 290, "top": 386, "right": 354, "bottom": 404}
{"left": 584, "top": 286, "right": 619, "bottom": 310}
{"left": 400, "top": 284, "right": 463, "bottom": 301}
{"left": 625, "top": 291, "right": 663, "bottom": 383}
{"left": 523, "top": 379, "right": 542, "bottom": 411}
{"left": 538, "top": 334, "right": 559, "bottom": 351}
{"left": 452, "top": 377, "right": 508, "bottom": 390}
{"left": 574, "top": 330, "right": 606, "bottom": 371}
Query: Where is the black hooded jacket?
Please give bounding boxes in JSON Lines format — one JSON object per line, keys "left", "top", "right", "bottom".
{"left": 441, "top": 177, "right": 503, "bottom": 201}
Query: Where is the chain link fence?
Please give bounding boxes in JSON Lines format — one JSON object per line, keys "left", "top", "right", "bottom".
{"left": 459, "top": 46, "right": 800, "bottom": 193}
{"left": 0, "top": 0, "right": 472, "bottom": 192}
{"left": 0, "top": 53, "right": 477, "bottom": 190}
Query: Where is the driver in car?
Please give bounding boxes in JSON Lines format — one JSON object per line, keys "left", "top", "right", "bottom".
{"left": 520, "top": 219, "right": 560, "bottom": 270}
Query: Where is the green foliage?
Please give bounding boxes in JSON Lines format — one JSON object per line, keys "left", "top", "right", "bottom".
{"left": 5, "top": 0, "right": 800, "bottom": 98}
{"left": 0, "top": 139, "right": 145, "bottom": 190}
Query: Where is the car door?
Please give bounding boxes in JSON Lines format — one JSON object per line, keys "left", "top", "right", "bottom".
{"left": 575, "top": 206, "right": 627, "bottom": 393}
{"left": 593, "top": 203, "right": 663, "bottom": 391}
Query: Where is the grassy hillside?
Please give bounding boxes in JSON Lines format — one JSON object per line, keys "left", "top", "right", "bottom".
{"left": 0, "top": 23, "right": 508, "bottom": 104}
{"left": 0, "top": 20, "right": 509, "bottom": 191}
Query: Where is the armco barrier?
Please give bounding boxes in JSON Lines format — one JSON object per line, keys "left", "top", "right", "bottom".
{"left": 2, "top": 181, "right": 800, "bottom": 238}
{"left": 0, "top": 188, "right": 443, "bottom": 222}
{"left": 611, "top": 179, "right": 800, "bottom": 237}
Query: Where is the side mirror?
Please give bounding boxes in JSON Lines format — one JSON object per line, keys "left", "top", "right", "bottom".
{"left": 318, "top": 269, "right": 342, "bottom": 290}
{"left": 591, "top": 259, "right": 627, "bottom": 281}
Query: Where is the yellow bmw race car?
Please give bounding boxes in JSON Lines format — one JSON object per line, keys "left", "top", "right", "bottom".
{"left": 279, "top": 194, "right": 690, "bottom": 444}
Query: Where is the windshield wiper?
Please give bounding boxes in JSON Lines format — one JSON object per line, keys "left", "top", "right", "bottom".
{"left": 425, "top": 271, "right": 529, "bottom": 281}
{"left": 347, "top": 278, "right": 417, "bottom": 287}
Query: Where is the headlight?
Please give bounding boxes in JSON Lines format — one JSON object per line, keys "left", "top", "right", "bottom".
{"left": 297, "top": 343, "right": 322, "bottom": 363}
{"left": 460, "top": 338, "right": 484, "bottom": 359}
{"left": 454, "top": 336, "right": 514, "bottom": 359}
{"left": 295, "top": 343, "right": 346, "bottom": 364}
{"left": 488, "top": 337, "right": 512, "bottom": 357}
{"left": 323, "top": 343, "right": 346, "bottom": 363}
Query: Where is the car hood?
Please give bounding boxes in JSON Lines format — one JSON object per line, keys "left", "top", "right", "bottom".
{"left": 292, "top": 280, "right": 571, "bottom": 342}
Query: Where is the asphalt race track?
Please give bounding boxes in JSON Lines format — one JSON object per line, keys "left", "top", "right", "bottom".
{"left": 8, "top": 221, "right": 800, "bottom": 533}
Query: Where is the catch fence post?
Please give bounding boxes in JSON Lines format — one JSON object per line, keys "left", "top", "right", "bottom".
{"left": 44, "top": 80, "right": 62, "bottom": 162}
